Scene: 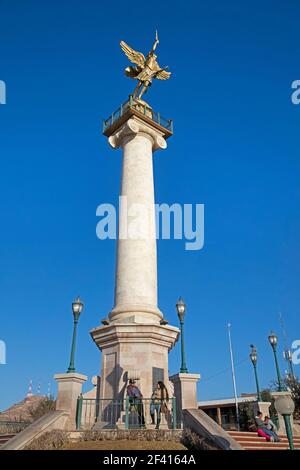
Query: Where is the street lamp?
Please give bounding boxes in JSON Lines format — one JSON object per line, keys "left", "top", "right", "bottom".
{"left": 67, "top": 296, "right": 84, "bottom": 373}
{"left": 249, "top": 344, "right": 262, "bottom": 402}
{"left": 268, "top": 331, "right": 295, "bottom": 450}
{"left": 268, "top": 332, "right": 285, "bottom": 392}
{"left": 274, "top": 394, "right": 295, "bottom": 450}
{"left": 176, "top": 297, "right": 188, "bottom": 373}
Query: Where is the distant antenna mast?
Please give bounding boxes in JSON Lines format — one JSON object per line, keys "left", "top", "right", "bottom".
{"left": 227, "top": 323, "right": 240, "bottom": 430}
{"left": 37, "top": 383, "right": 41, "bottom": 395}
{"left": 47, "top": 382, "right": 51, "bottom": 399}
{"left": 279, "top": 312, "right": 295, "bottom": 379}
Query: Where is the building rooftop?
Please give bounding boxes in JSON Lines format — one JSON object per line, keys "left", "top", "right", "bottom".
{"left": 198, "top": 395, "right": 256, "bottom": 408}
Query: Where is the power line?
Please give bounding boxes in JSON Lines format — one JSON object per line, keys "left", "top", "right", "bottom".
{"left": 201, "top": 356, "right": 248, "bottom": 383}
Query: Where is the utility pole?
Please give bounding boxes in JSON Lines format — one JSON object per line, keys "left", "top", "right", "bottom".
{"left": 228, "top": 323, "right": 240, "bottom": 430}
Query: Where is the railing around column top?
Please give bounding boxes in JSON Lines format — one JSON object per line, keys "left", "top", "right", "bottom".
{"left": 102, "top": 96, "right": 173, "bottom": 134}
{"left": 76, "top": 396, "right": 177, "bottom": 430}
{"left": 76, "top": 396, "right": 124, "bottom": 430}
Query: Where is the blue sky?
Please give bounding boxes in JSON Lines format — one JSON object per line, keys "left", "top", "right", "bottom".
{"left": 0, "top": 0, "right": 299, "bottom": 410}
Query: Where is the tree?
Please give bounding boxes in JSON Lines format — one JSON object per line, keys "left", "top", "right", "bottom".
{"left": 29, "top": 397, "right": 56, "bottom": 421}
{"left": 285, "top": 376, "right": 300, "bottom": 419}
{"left": 269, "top": 376, "right": 300, "bottom": 419}
{"left": 238, "top": 401, "right": 255, "bottom": 431}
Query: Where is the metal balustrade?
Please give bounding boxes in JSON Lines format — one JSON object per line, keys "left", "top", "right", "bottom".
{"left": 76, "top": 396, "right": 177, "bottom": 430}
{"left": 103, "top": 96, "right": 173, "bottom": 134}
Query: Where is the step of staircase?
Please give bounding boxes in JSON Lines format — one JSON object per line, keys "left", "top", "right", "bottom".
{"left": 229, "top": 433, "right": 300, "bottom": 442}
{"left": 0, "top": 434, "right": 16, "bottom": 447}
{"left": 228, "top": 431, "right": 300, "bottom": 450}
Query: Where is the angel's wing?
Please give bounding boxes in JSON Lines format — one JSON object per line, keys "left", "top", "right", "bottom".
{"left": 155, "top": 69, "right": 171, "bottom": 80}
{"left": 120, "top": 41, "right": 145, "bottom": 67}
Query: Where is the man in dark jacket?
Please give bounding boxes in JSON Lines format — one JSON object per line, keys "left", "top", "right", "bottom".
{"left": 126, "top": 379, "right": 145, "bottom": 427}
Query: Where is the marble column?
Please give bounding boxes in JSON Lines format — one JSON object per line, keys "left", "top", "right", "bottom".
{"left": 108, "top": 117, "right": 167, "bottom": 324}
{"left": 91, "top": 112, "right": 179, "bottom": 413}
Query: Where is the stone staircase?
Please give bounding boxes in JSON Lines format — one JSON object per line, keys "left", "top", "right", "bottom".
{"left": 0, "top": 434, "right": 16, "bottom": 448}
{"left": 1, "top": 410, "right": 69, "bottom": 450}
{"left": 228, "top": 431, "right": 300, "bottom": 450}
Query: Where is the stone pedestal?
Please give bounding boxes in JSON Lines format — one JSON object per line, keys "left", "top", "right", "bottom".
{"left": 91, "top": 323, "right": 179, "bottom": 401}
{"left": 169, "top": 373, "right": 200, "bottom": 427}
{"left": 271, "top": 391, "right": 294, "bottom": 435}
{"left": 54, "top": 372, "right": 87, "bottom": 430}
{"left": 253, "top": 401, "right": 271, "bottom": 419}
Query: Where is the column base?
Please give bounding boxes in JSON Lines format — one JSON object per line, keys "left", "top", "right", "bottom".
{"left": 90, "top": 322, "right": 179, "bottom": 402}
{"left": 109, "top": 304, "right": 163, "bottom": 324}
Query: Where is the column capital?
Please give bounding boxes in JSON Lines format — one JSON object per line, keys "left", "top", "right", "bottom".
{"left": 108, "top": 116, "right": 167, "bottom": 152}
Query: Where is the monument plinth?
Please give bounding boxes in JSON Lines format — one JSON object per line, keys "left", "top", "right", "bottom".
{"left": 91, "top": 97, "right": 179, "bottom": 402}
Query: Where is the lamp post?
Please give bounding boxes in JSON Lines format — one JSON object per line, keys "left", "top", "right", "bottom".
{"left": 176, "top": 297, "right": 188, "bottom": 373}
{"left": 67, "top": 297, "right": 84, "bottom": 373}
{"left": 274, "top": 394, "right": 295, "bottom": 450}
{"left": 268, "top": 332, "right": 285, "bottom": 392}
{"left": 249, "top": 344, "right": 262, "bottom": 402}
{"left": 268, "top": 332, "right": 295, "bottom": 450}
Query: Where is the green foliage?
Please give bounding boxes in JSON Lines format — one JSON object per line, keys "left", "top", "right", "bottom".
{"left": 285, "top": 376, "right": 300, "bottom": 419}
{"left": 268, "top": 376, "right": 300, "bottom": 419}
{"left": 238, "top": 401, "right": 255, "bottom": 431}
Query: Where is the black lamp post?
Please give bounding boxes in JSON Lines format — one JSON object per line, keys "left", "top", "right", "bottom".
{"left": 176, "top": 297, "right": 188, "bottom": 373}
{"left": 249, "top": 344, "right": 262, "bottom": 402}
{"left": 67, "top": 297, "right": 84, "bottom": 373}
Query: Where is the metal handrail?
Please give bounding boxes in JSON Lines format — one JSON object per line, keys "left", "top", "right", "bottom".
{"left": 76, "top": 396, "right": 177, "bottom": 430}
{"left": 103, "top": 96, "right": 173, "bottom": 134}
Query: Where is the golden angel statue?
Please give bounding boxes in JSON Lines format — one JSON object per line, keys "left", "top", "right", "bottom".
{"left": 120, "top": 31, "right": 171, "bottom": 100}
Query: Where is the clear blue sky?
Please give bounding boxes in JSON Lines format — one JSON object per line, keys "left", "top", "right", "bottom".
{"left": 0, "top": 0, "right": 299, "bottom": 411}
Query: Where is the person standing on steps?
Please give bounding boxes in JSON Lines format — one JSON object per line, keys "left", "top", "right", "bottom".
{"left": 126, "top": 379, "right": 145, "bottom": 428}
{"left": 150, "top": 381, "right": 169, "bottom": 429}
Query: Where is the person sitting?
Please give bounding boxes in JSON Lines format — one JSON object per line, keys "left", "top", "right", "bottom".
{"left": 254, "top": 411, "right": 280, "bottom": 442}
{"left": 264, "top": 416, "right": 279, "bottom": 438}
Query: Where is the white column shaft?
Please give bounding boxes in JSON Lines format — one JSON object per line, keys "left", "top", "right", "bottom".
{"left": 115, "top": 133, "right": 157, "bottom": 308}
{"left": 108, "top": 117, "right": 166, "bottom": 323}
